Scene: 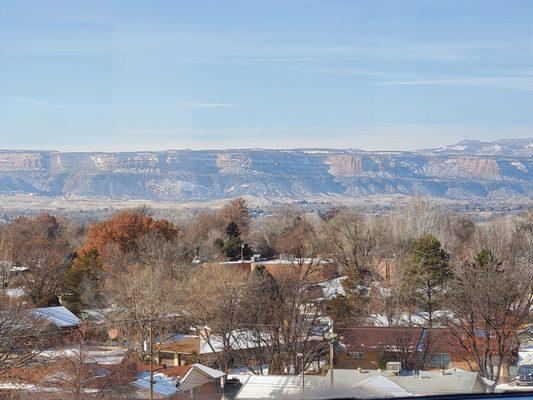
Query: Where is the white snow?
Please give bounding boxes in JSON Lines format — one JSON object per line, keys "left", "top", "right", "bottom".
{"left": 39, "top": 345, "right": 128, "bottom": 365}
{"left": 511, "top": 161, "right": 527, "bottom": 173}
{"left": 518, "top": 344, "right": 533, "bottom": 365}
{"left": 135, "top": 371, "right": 180, "bottom": 397}
{"left": 5, "top": 287, "right": 25, "bottom": 298}
{"left": 33, "top": 306, "right": 80, "bottom": 328}
{"left": 192, "top": 363, "right": 225, "bottom": 379}
{"left": 316, "top": 276, "right": 347, "bottom": 299}
{"left": 496, "top": 383, "right": 533, "bottom": 392}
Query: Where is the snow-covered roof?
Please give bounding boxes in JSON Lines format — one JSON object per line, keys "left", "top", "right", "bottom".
{"left": 257, "top": 258, "right": 333, "bottom": 265}
{"left": 315, "top": 276, "right": 347, "bottom": 299}
{"left": 387, "top": 369, "right": 483, "bottom": 396}
{"left": 135, "top": 371, "right": 179, "bottom": 397}
{"left": 39, "top": 345, "right": 127, "bottom": 365}
{"left": 33, "top": 306, "right": 80, "bottom": 328}
{"left": 368, "top": 311, "right": 452, "bottom": 327}
{"left": 134, "top": 363, "right": 224, "bottom": 397}
{"left": 200, "top": 330, "right": 268, "bottom": 354}
{"left": 192, "top": 363, "right": 225, "bottom": 379}
{"left": 236, "top": 371, "right": 410, "bottom": 400}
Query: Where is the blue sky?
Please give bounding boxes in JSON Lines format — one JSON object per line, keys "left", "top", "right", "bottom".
{"left": 0, "top": 0, "right": 532, "bottom": 151}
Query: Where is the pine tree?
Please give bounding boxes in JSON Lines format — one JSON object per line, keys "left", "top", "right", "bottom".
{"left": 402, "top": 235, "right": 451, "bottom": 327}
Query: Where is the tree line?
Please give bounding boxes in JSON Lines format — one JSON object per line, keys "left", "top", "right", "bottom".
{"left": 0, "top": 198, "right": 531, "bottom": 385}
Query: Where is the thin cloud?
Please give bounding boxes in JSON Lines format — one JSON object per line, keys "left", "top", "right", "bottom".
{"left": 174, "top": 101, "right": 243, "bottom": 109}
{"left": 380, "top": 76, "right": 533, "bottom": 92}
{"left": 13, "top": 97, "right": 44, "bottom": 105}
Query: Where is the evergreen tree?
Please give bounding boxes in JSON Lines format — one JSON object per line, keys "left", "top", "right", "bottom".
{"left": 402, "top": 235, "right": 451, "bottom": 327}
{"left": 63, "top": 249, "right": 103, "bottom": 314}
{"left": 220, "top": 221, "right": 253, "bottom": 260}
{"left": 225, "top": 221, "right": 241, "bottom": 239}
{"left": 474, "top": 249, "right": 503, "bottom": 272}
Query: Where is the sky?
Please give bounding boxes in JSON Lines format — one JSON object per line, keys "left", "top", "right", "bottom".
{"left": 0, "top": 0, "right": 532, "bottom": 151}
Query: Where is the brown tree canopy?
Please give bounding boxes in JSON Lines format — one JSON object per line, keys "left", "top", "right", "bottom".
{"left": 79, "top": 210, "right": 179, "bottom": 258}
{"left": 220, "top": 198, "right": 251, "bottom": 237}
{"left": 0, "top": 214, "right": 71, "bottom": 306}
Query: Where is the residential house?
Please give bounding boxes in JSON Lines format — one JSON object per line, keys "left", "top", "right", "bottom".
{"left": 208, "top": 256, "right": 338, "bottom": 284}
{"left": 157, "top": 331, "right": 269, "bottom": 369}
{"left": 336, "top": 326, "right": 473, "bottom": 371}
{"left": 133, "top": 363, "right": 226, "bottom": 399}
{"left": 33, "top": 306, "right": 81, "bottom": 330}
{"left": 235, "top": 368, "right": 487, "bottom": 399}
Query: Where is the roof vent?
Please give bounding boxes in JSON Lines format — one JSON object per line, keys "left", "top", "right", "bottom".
{"left": 386, "top": 362, "right": 401, "bottom": 375}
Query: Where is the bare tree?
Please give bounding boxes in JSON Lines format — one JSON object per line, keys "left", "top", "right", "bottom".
{"left": 0, "top": 299, "right": 50, "bottom": 375}
{"left": 22, "top": 325, "right": 136, "bottom": 399}
{"left": 446, "top": 249, "right": 533, "bottom": 386}
{"left": 220, "top": 198, "right": 251, "bottom": 238}
{"left": 240, "top": 265, "right": 328, "bottom": 375}
{"left": 323, "top": 209, "right": 380, "bottom": 274}
{"left": 185, "top": 266, "right": 247, "bottom": 372}
{"left": 1, "top": 215, "right": 72, "bottom": 306}
{"left": 251, "top": 205, "right": 301, "bottom": 259}
{"left": 96, "top": 238, "right": 184, "bottom": 356}
{"left": 372, "top": 270, "right": 411, "bottom": 327}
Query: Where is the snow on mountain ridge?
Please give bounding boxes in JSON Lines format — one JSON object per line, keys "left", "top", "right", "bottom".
{"left": 0, "top": 139, "right": 529, "bottom": 201}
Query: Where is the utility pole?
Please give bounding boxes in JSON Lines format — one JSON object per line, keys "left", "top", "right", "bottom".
{"left": 324, "top": 322, "right": 337, "bottom": 390}
{"left": 240, "top": 242, "right": 244, "bottom": 262}
{"left": 329, "top": 331, "right": 334, "bottom": 389}
{"left": 149, "top": 319, "right": 154, "bottom": 400}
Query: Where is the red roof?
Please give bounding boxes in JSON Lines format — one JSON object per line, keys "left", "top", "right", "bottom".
{"left": 422, "top": 329, "right": 457, "bottom": 353}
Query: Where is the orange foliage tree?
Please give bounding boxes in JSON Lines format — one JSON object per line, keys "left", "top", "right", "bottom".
{"left": 79, "top": 210, "right": 179, "bottom": 260}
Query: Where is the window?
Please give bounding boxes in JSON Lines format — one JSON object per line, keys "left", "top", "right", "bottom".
{"left": 428, "top": 353, "right": 452, "bottom": 368}
{"left": 347, "top": 352, "right": 364, "bottom": 359}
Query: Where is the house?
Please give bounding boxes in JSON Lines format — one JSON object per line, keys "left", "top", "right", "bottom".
{"left": 308, "top": 276, "right": 347, "bottom": 301}
{"left": 336, "top": 326, "right": 472, "bottom": 371}
{"left": 235, "top": 368, "right": 487, "bottom": 399}
{"left": 0, "top": 346, "right": 135, "bottom": 399}
{"left": 33, "top": 306, "right": 80, "bottom": 329}
{"left": 157, "top": 330, "right": 270, "bottom": 369}
{"left": 207, "top": 257, "right": 338, "bottom": 284}
{"left": 133, "top": 363, "right": 226, "bottom": 399}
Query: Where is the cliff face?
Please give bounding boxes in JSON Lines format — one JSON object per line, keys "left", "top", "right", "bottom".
{"left": 0, "top": 139, "right": 530, "bottom": 201}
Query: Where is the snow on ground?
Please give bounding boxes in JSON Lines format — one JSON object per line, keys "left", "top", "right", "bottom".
{"left": 496, "top": 383, "right": 533, "bottom": 392}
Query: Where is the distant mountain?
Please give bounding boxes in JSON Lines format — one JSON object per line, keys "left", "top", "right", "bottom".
{"left": 0, "top": 138, "right": 530, "bottom": 202}
{"left": 421, "top": 138, "right": 532, "bottom": 157}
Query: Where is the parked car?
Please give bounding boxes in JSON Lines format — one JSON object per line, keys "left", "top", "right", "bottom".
{"left": 516, "top": 365, "right": 533, "bottom": 386}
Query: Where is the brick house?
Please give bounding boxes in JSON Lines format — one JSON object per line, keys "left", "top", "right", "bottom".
{"left": 336, "top": 326, "right": 474, "bottom": 371}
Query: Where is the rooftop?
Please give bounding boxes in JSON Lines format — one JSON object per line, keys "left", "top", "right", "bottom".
{"left": 33, "top": 306, "right": 80, "bottom": 328}
{"left": 236, "top": 369, "right": 486, "bottom": 399}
